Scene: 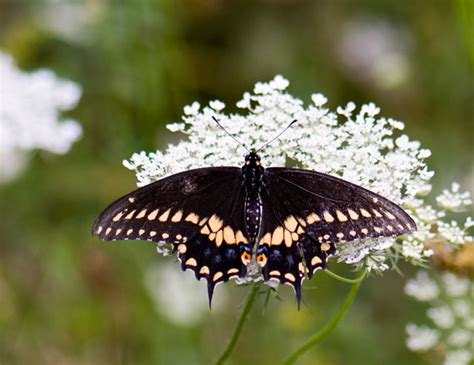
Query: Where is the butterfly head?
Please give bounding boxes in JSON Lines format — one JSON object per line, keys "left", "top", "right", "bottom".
{"left": 245, "top": 151, "right": 261, "bottom": 167}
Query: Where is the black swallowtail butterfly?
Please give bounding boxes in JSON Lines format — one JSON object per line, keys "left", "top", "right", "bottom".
{"left": 92, "top": 123, "right": 416, "bottom": 307}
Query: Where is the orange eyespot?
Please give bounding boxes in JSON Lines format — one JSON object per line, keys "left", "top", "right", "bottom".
{"left": 256, "top": 253, "right": 267, "bottom": 267}
{"left": 241, "top": 251, "right": 252, "bottom": 265}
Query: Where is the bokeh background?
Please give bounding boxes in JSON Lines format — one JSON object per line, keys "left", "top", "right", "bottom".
{"left": 0, "top": 1, "right": 473, "bottom": 364}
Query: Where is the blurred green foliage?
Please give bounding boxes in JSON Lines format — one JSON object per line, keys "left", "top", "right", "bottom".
{"left": 0, "top": 1, "right": 472, "bottom": 364}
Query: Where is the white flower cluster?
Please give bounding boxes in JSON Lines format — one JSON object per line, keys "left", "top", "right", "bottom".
{"left": 0, "top": 51, "right": 82, "bottom": 182}
{"left": 124, "top": 75, "right": 472, "bottom": 274}
{"left": 405, "top": 271, "right": 474, "bottom": 365}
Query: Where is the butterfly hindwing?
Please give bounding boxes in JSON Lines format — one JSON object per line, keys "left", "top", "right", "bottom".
{"left": 257, "top": 167, "right": 416, "bottom": 305}
{"left": 92, "top": 167, "right": 251, "bottom": 304}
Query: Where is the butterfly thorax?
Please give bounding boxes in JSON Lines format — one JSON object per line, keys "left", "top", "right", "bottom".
{"left": 242, "top": 152, "right": 263, "bottom": 192}
{"left": 242, "top": 152, "right": 264, "bottom": 243}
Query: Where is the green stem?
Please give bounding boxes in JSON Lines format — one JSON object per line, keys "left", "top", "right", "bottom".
{"left": 324, "top": 268, "right": 366, "bottom": 284}
{"left": 282, "top": 271, "right": 366, "bottom": 365}
{"left": 214, "top": 282, "right": 260, "bottom": 365}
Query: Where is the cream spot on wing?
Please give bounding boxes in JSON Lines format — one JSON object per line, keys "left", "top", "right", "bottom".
{"left": 259, "top": 232, "right": 271, "bottom": 246}
{"left": 177, "top": 244, "right": 187, "bottom": 253}
{"left": 271, "top": 227, "right": 284, "bottom": 246}
{"left": 158, "top": 209, "right": 170, "bottom": 222}
{"left": 147, "top": 209, "right": 159, "bottom": 220}
{"left": 227, "top": 268, "right": 239, "bottom": 275}
{"left": 284, "top": 273, "right": 296, "bottom": 282}
{"left": 323, "top": 234, "right": 330, "bottom": 240}
{"left": 347, "top": 208, "right": 359, "bottom": 220}
{"left": 215, "top": 230, "right": 223, "bottom": 247}
{"left": 150, "top": 231, "right": 157, "bottom": 237}
{"left": 297, "top": 217, "right": 307, "bottom": 227}
{"left": 297, "top": 226, "right": 304, "bottom": 234}
{"left": 306, "top": 212, "right": 320, "bottom": 224}
{"left": 407, "top": 223, "right": 413, "bottom": 230}
{"left": 372, "top": 209, "right": 382, "bottom": 218}
{"left": 311, "top": 256, "right": 322, "bottom": 266}
{"left": 162, "top": 233, "right": 169, "bottom": 239}
{"left": 125, "top": 210, "right": 136, "bottom": 219}
{"left": 185, "top": 213, "right": 199, "bottom": 224}
{"left": 113, "top": 212, "right": 123, "bottom": 222}
{"left": 116, "top": 228, "right": 122, "bottom": 235}
{"left": 284, "top": 230, "right": 292, "bottom": 247}
{"left": 200, "top": 266, "right": 210, "bottom": 275}
{"left": 200, "top": 225, "right": 210, "bottom": 235}
{"left": 97, "top": 226, "right": 103, "bottom": 234}
{"left": 105, "top": 227, "right": 111, "bottom": 235}
{"left": 136, "top": 209, "right": 147, "bottom": 219}
{"left": 387, "top": 225, "right": 393, "bottom": 232}
{"left": 284, "top": 215, "right": 298, "bottom": 232}
{"left": 185, "top": 258, "right": 197, "bottom": 267}
{"left": 199, "top": 217, "right": 208, "bottom": 226}
{"left": 291, "top": 232, "right": 299, "bottom": 241}
{"left": 383, "top": 210, "right": 397, "bottom": 220}
{"left": 127, "top": 229, "right": 133, "bottom": 236}
{"left": 321, "top": 242, "right": 331, "bottom": 251}
{"left": 361, "top": 228, "right": 368, "bottom": 234}
{"left": 349, "top": 230, "right": 357, "bottom": 237}
{"left": 128, "top": 197, "right": 135, "bottom": 203}
{"left": 208, "top": 214, "right": 223, "bottom": 232}
{"left": 171, "top": 210, "right": 183, "bottom": 222}
{"left": 235, "top": 230, "right": 248, "bottom": 244}
{"left": 372, "top": 197, "right": 378, "bottom": 203}
{"left": 323, "top": 211, "right": 334, "bottom": 223}
{"left": 336, "top": 210, "right": 348, "bottom": 222}
{"left": 213, "top": 272, "right": 223, "bottom": 282}
{"left": 139, "top": 229, "right": 145, "bottom": 235}
{"left": 398, "top": 224, "right": 404, "bottom": 230}
{"left": 223, "top": 226, "right": 236, "bottom": 244}
{"left": 336, "top": 232, "right": 344, "bottom": 239}
{"left": 209, "top": 232, "right": 216, "bottom": 241}
{"left": 269, "top": 270, "right": 281, "bottom": 276}
{"left": 298, "top": 262, "right": 307, "bottom": 273}
{"left": 176, "top": 234, "right": 182, "bottom": 240}
{"left": 360, "top": 209, "right": 371, "bottom": 218}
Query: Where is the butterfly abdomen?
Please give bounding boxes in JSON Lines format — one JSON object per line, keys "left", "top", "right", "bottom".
{"left": 244, "top": 191, "right": 262, "bottom": 243}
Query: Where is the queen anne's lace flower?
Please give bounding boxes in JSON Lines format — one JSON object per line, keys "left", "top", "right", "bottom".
{"left": 0, "top": 51, "right": 82, "bottom": 181}
{"left": 406, "top": 323, "right": 440, "bottom": 351}
{"left": 124, "top": 75, "right": 471, "bottom": 275}
{"left": 406, "top": 270, "right": 474, "bottom": 364}
{"left": 437, "top": 183, "right": 473, "bottom": 212}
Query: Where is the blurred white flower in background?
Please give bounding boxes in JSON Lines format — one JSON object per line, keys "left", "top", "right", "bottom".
{"left": 145, "top": 261, "right": 227, "bottom": 326}
{"left": 337, "top": 16, "right": 412, "bottom": 89}
{"left": 39, "top": 1, "right": 105, "bottom": 44}
{"left": 405, "top": 271, "right": 474, "bottom": 365}
{"left": 0, "top": 51, "right": 82, "bottom": 182}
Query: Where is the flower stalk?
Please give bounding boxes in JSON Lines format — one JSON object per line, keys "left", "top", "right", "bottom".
{"left": 214, "top": 282, "right": 260, "bottom": 365}
{"left": 282, "top": 270, "right": 366, "bottom": 365}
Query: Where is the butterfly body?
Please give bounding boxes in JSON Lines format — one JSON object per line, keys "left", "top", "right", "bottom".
{"left": 93, "top": 151, "right": 416, "bottom": 307}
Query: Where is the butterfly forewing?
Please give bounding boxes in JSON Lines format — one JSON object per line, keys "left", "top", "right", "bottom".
{"left": 257, "top": 168, "right": 416, "bottom": 303}
{"left": 92, "top": 167, "right": 251, "bottom": 303}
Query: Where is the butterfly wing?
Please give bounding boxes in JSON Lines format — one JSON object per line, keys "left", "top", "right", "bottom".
{"left": 258, "top": 167, "right": 416, "bottom": 305}
{"left": 92, "top": 167, "right": 250, "bottom": 304}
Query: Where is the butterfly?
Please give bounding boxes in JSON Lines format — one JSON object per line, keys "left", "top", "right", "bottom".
{"left": 92, "top": 119, "right": 416, "bottom": 308}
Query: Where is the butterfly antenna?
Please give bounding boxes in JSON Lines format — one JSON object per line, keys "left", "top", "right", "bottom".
{"left": 212, "top": 116, "right": 250, "bottom": 152}
{"left": 256, "top": 119, "right": 297, "bottom": 153}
